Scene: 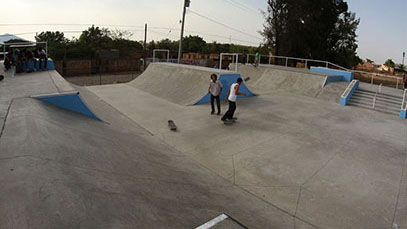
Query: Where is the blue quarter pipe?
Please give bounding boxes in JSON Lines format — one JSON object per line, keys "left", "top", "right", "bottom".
{"left": 194, "top": 73, "right": 256, "bottom": 105}
{"left": 36, "top": 92, "right": 102, "bottom": 121}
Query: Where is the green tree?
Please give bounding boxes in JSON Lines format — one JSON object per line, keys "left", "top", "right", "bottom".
{"left": 79, "top": 26, "right": 112, "bottom": 49}
{"left": 262, "top": 0, "right": 361, "bottom": 68}
{"left": 182, "top": 35, "right": 206, "bottom": 53}
{"left": 35, "top": 31, "right": 68, "bottom": 60}
{"left": 384, "top": 59, "right": 395, "bottom": 68}
{"left": 366, "top": 58, "right": 374, "bottom": 63}
{"left": 35, "top": 31, "right": 66, "bottom": 44}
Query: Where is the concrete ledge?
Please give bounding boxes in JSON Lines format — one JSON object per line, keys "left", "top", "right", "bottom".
{"left": 340, "top": 80, "right": 359, "bottom": 106}
{"left": 400, "top": 109, "right": 406, "bottom": 119}
{"left": 323, "top": 75, "right": 345, "bottom": 88}
{"left": 18, "top": 59, "right": 55, "bottom": 73}
{"left": 311, "top": 67, "right": 354, "bottom": 82}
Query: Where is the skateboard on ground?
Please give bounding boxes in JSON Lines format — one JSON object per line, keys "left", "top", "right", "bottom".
{"left": 168, "top": 120, "right": 177, "bottom": 131}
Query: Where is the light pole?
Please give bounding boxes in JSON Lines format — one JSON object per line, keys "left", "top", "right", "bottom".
{"left": 178, "top": 0, "right": 190, "bottom": 64}
{"left": 403, "top": 52, "right": 405, "bottom": 66}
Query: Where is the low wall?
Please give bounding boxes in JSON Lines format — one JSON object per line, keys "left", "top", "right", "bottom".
{"left": 311, "top": 67, "right": 354, "bottom": 82}
{"left": 323, "top": 75, "right": 345, "bottom": 87}
{"left": 400, "top": 109, "right": 406, "bottom": 119}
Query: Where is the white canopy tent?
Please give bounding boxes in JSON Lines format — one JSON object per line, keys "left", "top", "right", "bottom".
{"left": 0, "top": 34, "right": 47, "bottom": 61}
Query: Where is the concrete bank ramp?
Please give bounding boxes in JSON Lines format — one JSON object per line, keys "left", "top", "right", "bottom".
{"left": 236, "top": 64, "right": 348, "bottom": 102}
{"left": 128, "top": 63, "right": 254, "bottom": 105}
{"left": 0, "top": 66, "right": 101, "bottom": 121}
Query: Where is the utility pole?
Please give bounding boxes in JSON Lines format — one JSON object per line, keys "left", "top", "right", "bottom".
{"left": 403, "top": 52, "right": 405, "bottom": 66}
{"left": 143, "top": 23, "right": 147, "bottom": 71}
{"left": 178, "top": 0, "right": 190, "bottom": 64}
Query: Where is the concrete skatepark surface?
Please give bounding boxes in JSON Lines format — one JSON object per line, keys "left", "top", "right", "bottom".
{"left": 1, "top": 62, "right": 407, "bottom": 228}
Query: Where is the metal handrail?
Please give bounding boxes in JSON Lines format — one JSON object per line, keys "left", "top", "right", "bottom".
{"left": 373, "top": 84, "right": 382, "bottom": 108}
{"left": 401, "top": 89, "right": 407, "bottom": 110}
{"left": 341, "top": 80, "right": 358, "bottom": 98}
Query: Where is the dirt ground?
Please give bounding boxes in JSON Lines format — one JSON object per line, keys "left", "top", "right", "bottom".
{"left": 64, "top": 72, "right": 141, "bottom": 86}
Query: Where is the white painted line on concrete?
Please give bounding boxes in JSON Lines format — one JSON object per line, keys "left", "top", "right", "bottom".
{"left": 195, "top": 214, "right": 229, "bottom": 229}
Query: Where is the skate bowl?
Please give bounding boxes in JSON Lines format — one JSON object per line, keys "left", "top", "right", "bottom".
{"left": 235, "top": 64, "right": 349, "bottom": 102}
{"left": 128, "top": 63, "right": 255, "bottom": 106}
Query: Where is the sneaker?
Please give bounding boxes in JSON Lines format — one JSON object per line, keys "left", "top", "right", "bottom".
{"left": 231, "top": 117, "right": 238, "bottom": 120}
{"left": 211, "top": 111, "right": 215, "bottom": 115}
{"left": 217, "top": 112, "right": 221, "bottom": 115}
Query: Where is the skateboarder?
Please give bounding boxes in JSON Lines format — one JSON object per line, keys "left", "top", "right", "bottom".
{"left": 254, "top": 52, "right": 261, "bottom": 67}
{"left": 221, "top": 78, "right": 246, "bottom": 123}
{"left": 208, "top": 74, "right": 223, "bottom": 115}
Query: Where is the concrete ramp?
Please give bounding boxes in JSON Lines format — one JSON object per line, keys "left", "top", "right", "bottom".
{"left": 129, "top": 63, "right": 254, "bottom": 106}
{"left": 35, "top": 92, "right": 102, "bottom": 121}
{"left": 236, "top": 64, "right": 348, "bottom": 102}
{"left": 0, "top": 65, "right": 101, "bottom": 121}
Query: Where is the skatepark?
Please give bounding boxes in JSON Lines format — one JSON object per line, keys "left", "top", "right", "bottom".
{"left": 0, "top": 60, "right": 406, "bottom": 228}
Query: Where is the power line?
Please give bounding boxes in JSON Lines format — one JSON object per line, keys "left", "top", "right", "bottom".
{"left": 0, "top": 23, "right": 145, "bottom": 28}
{"left": 219, "top": 0, "right": 260, "bottom": 15}
{"left": 148, "top": 27, "right": 260, "bottom": 45}
{"left": 187, "top": 9, "right": 263, "bottom": 41}
{"left": 227, "top": 0, "right": 260, "bottom": 13}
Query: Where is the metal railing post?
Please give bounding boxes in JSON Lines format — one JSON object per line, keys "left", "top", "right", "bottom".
{"left": 326, "top": 62, "right": 329, "bottom": 68}
{"left": 285, "top": 57, "right": 288, "bottom": 67}
{"left": 235, "top": 54, "right": 238, "bottom": 72}
{"left": 305, "top": 60, "right": 308, "bottom": 69}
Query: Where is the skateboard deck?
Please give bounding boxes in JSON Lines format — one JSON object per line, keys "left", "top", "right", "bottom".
{"left": 168, "top": 120, "right": 177, "bottom": 131}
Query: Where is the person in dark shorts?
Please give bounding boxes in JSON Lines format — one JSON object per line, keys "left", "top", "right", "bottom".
{"left": 221, "top": 78, "right": 246, "bottom": 122}
{"left": 208, "top": 74, "right": 223, "bottom": 115}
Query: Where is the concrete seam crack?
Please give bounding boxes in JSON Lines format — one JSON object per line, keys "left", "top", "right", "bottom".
{"left": 2, "top": 155, "right": 232, "bottom": 188}
{"left": 390, "top": 123, "right": 407, "bottom": 228}
{"left": 0, "top": 100, "right": 13, "bottom": 139}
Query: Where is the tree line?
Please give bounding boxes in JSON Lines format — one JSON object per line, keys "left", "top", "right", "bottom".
{"left": 35, "top": 0, "right": 363, "bottom": 68}
{"left": 262, "top": 0, "right": 361, "bottom": 68}
{"left": 35, "top": 26, "right": 264, "bottom": 61}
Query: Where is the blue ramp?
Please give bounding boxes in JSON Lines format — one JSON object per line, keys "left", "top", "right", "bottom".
{"left": 35, "top": 92, "right": 102, "bottom": 121}
{"left": 195, "top": 73, "right": 256, "bottom": 105}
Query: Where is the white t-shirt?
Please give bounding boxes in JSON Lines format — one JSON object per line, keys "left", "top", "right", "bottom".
{"left": 209, "top": 80, "right": 223, "bottom": 96}
{"left": 228, "top": 83, "right": 238, "bottom": 102}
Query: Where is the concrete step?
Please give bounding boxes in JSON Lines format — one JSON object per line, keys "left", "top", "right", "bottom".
{"left": 357, "top": 89, "right": 403, "bottom": 100}
{"left": 348, "top": 102, "right": 400, "bottom": 115}
{"left": 351, "top": 95, "right": 402, "bottom": 107}
{"left": 350, "top": 98, "right": 400, "bottom": 111}
{"left": 353, "top": 92, "right": 403, "bottom": 103}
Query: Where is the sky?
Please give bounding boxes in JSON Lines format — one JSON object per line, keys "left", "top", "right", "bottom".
{"left": 1, "top": 0, "right": 406, "bottom": 65}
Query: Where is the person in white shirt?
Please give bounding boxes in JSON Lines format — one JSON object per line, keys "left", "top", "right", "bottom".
{"left": 221, "top": 78, "right": 246, "bottom": 122}
{"left": 208, "top": 74, "right": 223, "bottom": 115}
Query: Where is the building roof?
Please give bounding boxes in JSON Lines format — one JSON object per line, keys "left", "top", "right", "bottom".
{"left": 0, "top": 33, "right": 30, "bottom": 45}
